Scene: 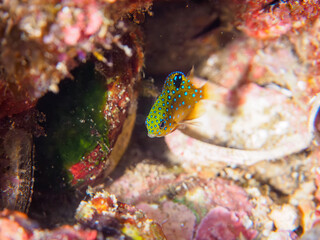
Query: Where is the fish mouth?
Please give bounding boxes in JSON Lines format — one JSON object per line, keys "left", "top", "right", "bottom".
{"left": 147, "top": 133, "right": 156, "bottom": 138}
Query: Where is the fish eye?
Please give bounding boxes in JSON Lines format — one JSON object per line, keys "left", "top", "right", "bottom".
{"left": 173, "top": 73, "right": 183, "bottom": 88}
{"left": 159, "top": 120, "right": 165, "bottom": 129}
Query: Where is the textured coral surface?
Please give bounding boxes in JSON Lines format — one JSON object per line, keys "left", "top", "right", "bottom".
{"left": 1, "top": 0, "right": 320, "bottom": 239}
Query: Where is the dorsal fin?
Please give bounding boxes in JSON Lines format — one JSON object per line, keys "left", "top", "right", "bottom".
{"left": 187, "top": 66, "right": 195, "bottom": 79}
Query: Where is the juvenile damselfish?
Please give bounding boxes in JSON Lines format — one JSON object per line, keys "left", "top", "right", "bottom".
{"left": 145, "top": 71, "right": 213, "bottom": 137}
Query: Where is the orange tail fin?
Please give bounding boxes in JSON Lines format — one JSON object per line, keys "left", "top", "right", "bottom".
{"left": 201, "top": 81, "right": 228, "bottom": 103}
{"left": 184, "top": 81, "right": 228, "bottom": 121}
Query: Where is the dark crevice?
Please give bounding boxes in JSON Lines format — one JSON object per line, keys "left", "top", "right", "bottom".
{"left": 192, "top": 17, "right": 221, "bottom": 39}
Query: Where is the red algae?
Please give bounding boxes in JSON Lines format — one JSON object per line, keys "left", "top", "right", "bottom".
{"left": 195, "top": 206, "right": 257, "bottom": 240}
{"left": 69, "top": 145, "right": 108, "bottom": 185}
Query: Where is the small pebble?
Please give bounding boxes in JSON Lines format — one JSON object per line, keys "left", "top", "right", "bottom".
{"left": 269, "top": 204, "right": 299, "bottom": 231}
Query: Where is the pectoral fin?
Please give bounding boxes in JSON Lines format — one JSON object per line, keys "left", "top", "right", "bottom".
{"left": 183, "top": 100, "right": 207, "bottom": 121}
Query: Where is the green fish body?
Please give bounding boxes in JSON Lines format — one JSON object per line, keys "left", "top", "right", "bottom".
{"left": 145, "top": 71, "right": 207, "bottom": 138}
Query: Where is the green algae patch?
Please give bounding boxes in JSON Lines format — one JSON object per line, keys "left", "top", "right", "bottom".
{"left": 36, "top": 62, "right": 109, "bottom": 186}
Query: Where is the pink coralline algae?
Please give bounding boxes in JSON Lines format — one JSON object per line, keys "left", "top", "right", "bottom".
{"left": 165, "top": 82, "right": 316, "bottom": 166}
{"left": 137, "top": 201, "right": 196, "bottom": 240}
{"left": 195, "top": 206, "right": 257, "bottom": 240}
{"left": 31, "top": 226, "right": 98, "bottom": 240}
{"left": 0, "top": 0, "right": 151, "bottom": 118}
{"left": 233, "top": 0, "right": 320, "bottom": 39}
{"left": 0, "top": 209, "right": 98, "bottom": 240}
{"left": 105, "top": 163, "right": 257, "bottom": 239}
{"left": 230, "top": 0, "right": 320, "bottom": 98}
{"left": 165, "top": 18, "right": 320, "bottom": 165}
{"left": 290, "top": 18, "right": 320, "bottom": 81}
{"left": 0, "top": 0, "right": 147, "bottom": 216}
{"left": 56, "top": 2, "right": 103, "bottom": 45}
{"left": 0, "top": 190, "right": 167, "bottom": 240}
